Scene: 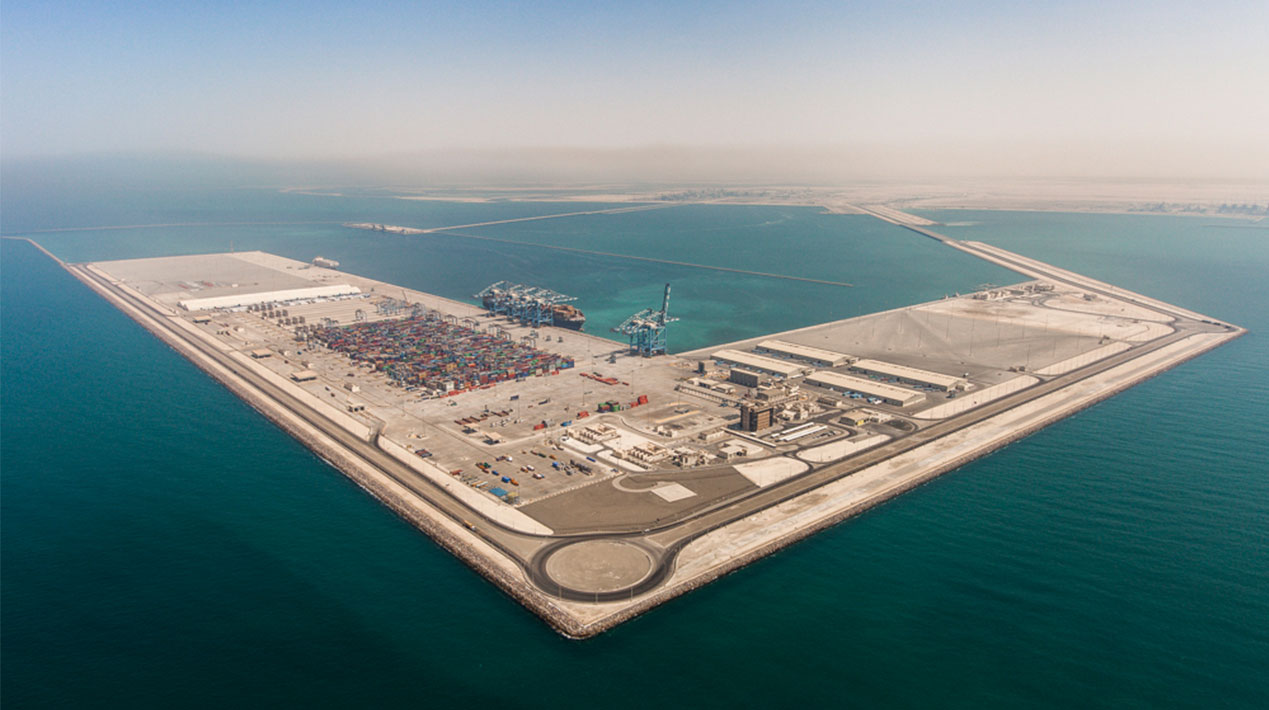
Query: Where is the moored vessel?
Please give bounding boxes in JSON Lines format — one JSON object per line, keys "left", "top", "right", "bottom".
{"left": 477, "top": 282, "right": 585, "bottom": 330}
{"left": 550, "top": 304, "right": 585, "bottom": 331}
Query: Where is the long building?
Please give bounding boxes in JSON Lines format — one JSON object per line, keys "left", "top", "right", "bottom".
{"left": 849, "top": 358, "right": 966, "bottom": 391}
{"left": 179, "top": 284, "right": 361, "bottom": 311}
{"left": 755, "top": 339, "right": 852, "bottom": 367}
{"left": 805, "top": 370, "right": 924, "bottom": 407}
{"left": 711, "top": 349, "right": 807, "bottom": 378}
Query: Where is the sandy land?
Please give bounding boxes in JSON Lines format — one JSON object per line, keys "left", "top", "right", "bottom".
{"left": 295, "top": 178, "right": 1267, "bottom": 220}
{"left": 395, "top": 195, "right": 494, "bottom": 203}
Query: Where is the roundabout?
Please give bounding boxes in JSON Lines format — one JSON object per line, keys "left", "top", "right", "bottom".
{"left": 542, "top": 539, "right": 655, "bottom": 595}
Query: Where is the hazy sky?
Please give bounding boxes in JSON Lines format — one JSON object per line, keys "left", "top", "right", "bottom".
{"left": 3, "top": 0, "right": 1267, "bottom": 179}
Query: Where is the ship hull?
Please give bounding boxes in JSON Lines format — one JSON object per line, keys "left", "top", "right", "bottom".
{"left": 480, "top": 296, "right": 586, "bottom": 331}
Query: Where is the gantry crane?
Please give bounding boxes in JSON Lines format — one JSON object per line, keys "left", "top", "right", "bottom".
{"left": 612, "top": 283, "right": 678, "bottom": 356}
{"left": 474, "top": 281, "right": 576, "bottom": 327}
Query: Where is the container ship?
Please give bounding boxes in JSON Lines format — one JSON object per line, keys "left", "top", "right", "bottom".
{"left": 550, "top": 304, "right": 586, "bottom": 331}
{"left": 479, "top": 293, "right": 586, "bottom": 331}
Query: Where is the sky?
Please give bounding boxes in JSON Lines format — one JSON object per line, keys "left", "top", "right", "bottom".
{"left": 2, "top": 0, "right": 1267, "bottom": 180}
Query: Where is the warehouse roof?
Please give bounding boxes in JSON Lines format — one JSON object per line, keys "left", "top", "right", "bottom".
{"left": 805, "top": 371, "right": 923, "bottom": 406}
{"left": 711, "top": 349, "right": 806, "bottom": 377}
{"left": 850, "top": 359, "right": 965, "bottom": 389}
{"left": 757, "top": 340, "right": 851, "bottom": 366}
{"left": 179, "top": 284, "right": 361, "bottom": 311}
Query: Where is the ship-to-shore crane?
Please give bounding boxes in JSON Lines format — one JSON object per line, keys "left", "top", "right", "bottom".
{"left": 613, "top": 283, "right": 678, "bottom": 357}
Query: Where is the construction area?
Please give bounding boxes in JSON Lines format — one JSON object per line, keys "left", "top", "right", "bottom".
{"left": 66, "top": 242, "right": 1242, "bottom": 638}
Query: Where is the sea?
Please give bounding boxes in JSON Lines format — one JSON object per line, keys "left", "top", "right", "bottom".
{"left": 2, "top": 185, "right": 1266, "bottom": 708}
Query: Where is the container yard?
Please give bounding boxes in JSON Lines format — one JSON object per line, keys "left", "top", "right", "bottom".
{"left": 306, "top": 316, "right": 573, "bottom": 395}
{"left": 66, "top": 242, "right": 1242, "bottom": 639}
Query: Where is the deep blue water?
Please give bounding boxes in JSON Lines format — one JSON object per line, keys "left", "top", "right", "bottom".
{"left": 2, "top": 192, "right": 1267, "bottom": 708}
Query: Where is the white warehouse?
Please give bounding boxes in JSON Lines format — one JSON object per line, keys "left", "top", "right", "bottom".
{"left": 178, "top": 284, "right": 361, "bottom": 311}
{"left": 755, "top": 339, "right": 852, "bottom": 367}
{"left": 711, "top": 349, "right": 807, "bottom": 378}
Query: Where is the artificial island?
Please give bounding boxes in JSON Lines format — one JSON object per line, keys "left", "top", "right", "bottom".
{"left": 41, "top": 216, "right": 1243, "bottom": 638}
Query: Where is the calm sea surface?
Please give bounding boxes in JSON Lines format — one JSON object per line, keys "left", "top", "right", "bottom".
{"left": 2, "top": 191, "right": 1266, "bottom": 708}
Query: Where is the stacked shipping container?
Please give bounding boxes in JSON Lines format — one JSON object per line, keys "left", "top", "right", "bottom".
{"left": 310, "top": 316, "right": 574, "bottom": 393}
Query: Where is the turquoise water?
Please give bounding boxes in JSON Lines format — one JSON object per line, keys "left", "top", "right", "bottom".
{"left": 10, "top": 196, "right": 1015, "bottom": 354}
{"left": 3, "top": 193, "right": 1267, "bottom": 708}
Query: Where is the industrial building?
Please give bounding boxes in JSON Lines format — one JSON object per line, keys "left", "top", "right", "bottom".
{"left": 697, "top": 428, "right": 728, "bottom": 443}
{"left": 687, "top": 377, "right": 736, "bottom": 395}
{"left": 711, "top": 349, "right": 807, "bottom": 378}
{"left": 848, "top": 359, "right": 966, "bottom": 391}
{"left": 755, "top": 340, "right": 852, "bottom": 368}
{"left": 805, "top": 371, "right": 924, "bottom": 407}
{"left": 574, "top": 423, "right": 620, "bottom": 444}
{"left": 844, "top": 408, "right": 897, "bottom": 426}
{"left": 625, "top": 442, "right": 671, "bottom": 464}
{"left": 671, "top": 447, "right": 711, "bottom": 467}
{"left": 753, "top": 383, "right": 798, "bottom": 403}
{"left": 774, "top": 423, "right": 828, "bottom": 442}
{"left": 718, "top": 442, "right": 749, "bottom": 461}
{"left": 729, "top": 368, "right": 764, "bottom": 388}
{"left": 178, "top": 284, "right": 361, "bottom": 311}
{"left": 738, "top": 401, "right": 776, "bottom": 431}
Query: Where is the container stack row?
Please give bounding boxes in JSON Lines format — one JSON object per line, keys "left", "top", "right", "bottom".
{"left": 310, "top": 316, "right": 574, "bottom": 393}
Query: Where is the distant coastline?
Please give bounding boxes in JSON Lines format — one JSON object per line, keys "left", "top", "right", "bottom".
{"left": 284, "top": 179, "right": 1269, "bottom": 222}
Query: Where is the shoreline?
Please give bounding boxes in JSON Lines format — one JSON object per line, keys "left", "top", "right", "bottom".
{"left": 4, "top": 199, "right": 1261, "bottom": 241}
{"left": 889, "top": 203, "right": 1268, "bottom": 222}
{"left": 321, "top": 180, "right": 1269, "bottom": 223}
